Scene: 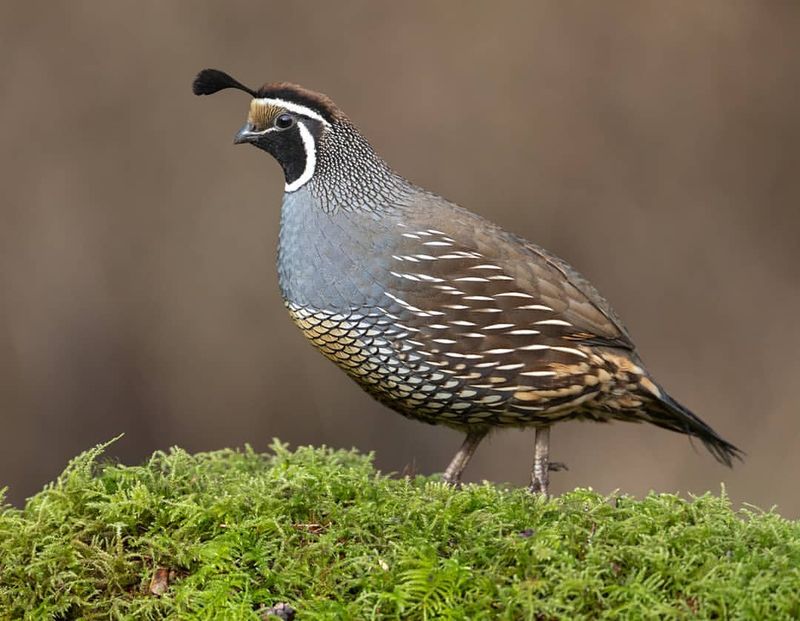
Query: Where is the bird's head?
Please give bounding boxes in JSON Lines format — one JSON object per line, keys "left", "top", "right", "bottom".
{"left": 193, "top": 68, "right": 344, "bottom": 192}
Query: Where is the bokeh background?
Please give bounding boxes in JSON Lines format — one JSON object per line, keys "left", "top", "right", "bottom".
{"left": 2, "top": 2, "right": 799, "bottom": 514}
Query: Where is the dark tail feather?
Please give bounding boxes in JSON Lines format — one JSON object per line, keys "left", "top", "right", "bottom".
{"left": 646, "top": 389, "right": 743, "bottom": 467}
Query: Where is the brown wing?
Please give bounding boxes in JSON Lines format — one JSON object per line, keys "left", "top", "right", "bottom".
{"left": 379, "top": 198, "right": 634, "bottom": 356}
{"left": 331, "top": 197, "right": 640, "bottom": 424}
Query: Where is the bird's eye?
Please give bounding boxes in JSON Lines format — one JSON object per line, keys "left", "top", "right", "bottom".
{"left": 275, "top": 114, "right": 295, "bottom": 130}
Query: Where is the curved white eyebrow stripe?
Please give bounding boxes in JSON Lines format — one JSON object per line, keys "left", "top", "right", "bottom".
{"left": 255, "top": 98, "right": 331, "bottom": 127}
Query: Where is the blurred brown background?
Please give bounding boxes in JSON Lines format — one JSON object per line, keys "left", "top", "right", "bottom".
{"left": 2, "top": 2, "right": 799, "bottom": 513}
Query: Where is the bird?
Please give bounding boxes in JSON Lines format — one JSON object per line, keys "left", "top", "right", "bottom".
{"left": 192, "top": 68, "right": 742, "bottom": 495}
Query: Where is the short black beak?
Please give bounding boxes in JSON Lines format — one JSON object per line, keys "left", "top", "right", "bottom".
{"left": 234, "top": 123, "right": 257, "bottom": 144}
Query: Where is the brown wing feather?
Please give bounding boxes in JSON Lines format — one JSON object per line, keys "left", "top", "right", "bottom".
{"left": 386, "top": 198, "right": 633, "bottom": 357}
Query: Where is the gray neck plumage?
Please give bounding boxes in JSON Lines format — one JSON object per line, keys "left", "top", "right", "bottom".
{"left": 278, "top": 121, "right": 424, "bottom": 311}
{"left": 305, "top": 121, "right": 413, "bottom": 214}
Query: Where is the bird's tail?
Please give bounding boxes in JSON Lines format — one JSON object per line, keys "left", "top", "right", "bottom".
{"left": 642, "top": 385, "right": 743, "bottom": 467}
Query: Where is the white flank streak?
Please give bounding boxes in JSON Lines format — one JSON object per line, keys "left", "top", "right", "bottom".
{"left": 284, "top": 122, "right": 316, "bottom": 192}
{"left": 416, "top": 274, "right": 445, "bottom": 282}
{"left": 483, "top": 348, "right": 515, "bottom": 355}
{"left": 495, "top": 292, "right": 534, "bottom": 298}
{"left": 488, "top": 275, "right": 515, "bottom": 281}
{"left": 383, "top": 295, "right": 424, "bottom": 315}
{"left": 390, "top": 272, "right": 420, "bottom": 281}
{"left": 470, "top": 264, "right": 503, "bottom": 270}
{"left": 462, "top": 332, "right": 485, "bottom": 338}
{"left": 463, "top": 296, "right": 494, "bottom": 301}
{"left": 402, "top": 233, "right": 421, "bottom": 239}
{"left": 497, "top": 363, "right": 525, "bottom": 370}
{"left": 449, "top": 320, "right": 476, "bottom": 326}
{"left": 414, "top": 254, "right": 437, "bottom": 260}
{"left": 423, "top": 241, "right": 452, "bottom": 247}
{"left": 257, "top": 98, "right": 331, "bottom": 126}
{"left": 384, "top": 292, "right": 410, "bottom": 307}
{"left": 520, "top": 371, "right": 558, "bottom": 377}
{"left": 519, "top": 344, "right": 550, "bottom": 351}
{"left": 551, "top": 346, "right": 588, "bottom": 359}
{"left": 453, "top": 276, "right": 490, "bottom": 283}
{"left": 432, "top": 338, "right": 457, "bottom": 345}
{"left": 535, "top": 319, "right": 572, "bottom": 326}
{"left": 428, "top": 324, "right": 448, "bottom": 329}
{"left": 392, "top": 255, "right": 404, "bottom": 262}
{"left": 484, "top": 323, "right": 515, "bottom": 330}
{"left": 428, "top": 229, "right": 445, "bottom": 235}
{"left": 507, "top": 329, "right": 540, "bottom": 335}
{"left": 517, "top": 304, "right": 554, "bottom": 311}
{"left": 443, "top": 304, "right": 470, "bottom": 310}
{"left": 473, "top": 308, "right": 502, "bottom": 313}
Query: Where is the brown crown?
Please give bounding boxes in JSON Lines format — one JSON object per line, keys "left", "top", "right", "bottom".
{"left": 255, "top": 82, "right": 345, "bottom": 124}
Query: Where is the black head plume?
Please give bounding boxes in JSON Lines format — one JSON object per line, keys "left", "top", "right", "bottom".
{"left": 192, "top": 69, "right": 257, "bottom": 97}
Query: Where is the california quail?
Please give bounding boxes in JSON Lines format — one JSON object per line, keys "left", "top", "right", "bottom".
{"left": 193, "top": 69, "right": 742, "bottom": 494}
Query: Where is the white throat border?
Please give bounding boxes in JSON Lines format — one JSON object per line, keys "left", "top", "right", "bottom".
{"left": 284, "top": 121, "right": 316, "bottom": 193}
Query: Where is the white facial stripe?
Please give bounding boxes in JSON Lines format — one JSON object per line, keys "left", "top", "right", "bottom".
{"left": 284, "top": 121, "right": 316, "bottom": 193}
{"left": 248, "top": 126, "right": 277, "bottom": 136}
{"left": 255, "top": 98, "right": 331, "bottom": 127}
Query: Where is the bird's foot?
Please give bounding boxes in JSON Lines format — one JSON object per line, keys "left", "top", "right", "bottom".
{"left": 442, "top": 474, "right": 463, "bottom": 489}
{"left": 528, "top": 461, "right": 565, "bottom": 495}
{"left": 528, "top": 479, "right": 549, "bottom": 496}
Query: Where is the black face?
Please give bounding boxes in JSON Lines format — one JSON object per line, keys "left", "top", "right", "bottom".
{"left": 237, "top": 114, "right": 325, "bottom": 187}
{"left": 193, "top": 69, "right": 341, "bottom": 188}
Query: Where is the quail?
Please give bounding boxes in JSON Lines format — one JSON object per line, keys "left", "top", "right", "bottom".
{"left": 193, "top": 69, "right": 741, "bottom": 494}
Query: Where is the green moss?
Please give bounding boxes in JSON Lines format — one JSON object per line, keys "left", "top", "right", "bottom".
{"left": 1, "top": 439, "right": 798, "bottom": 620}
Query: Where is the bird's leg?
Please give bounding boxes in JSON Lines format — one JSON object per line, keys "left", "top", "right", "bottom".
{"left": 442, "top": 429, "right": 487, "bottom": 487}
{"left": 529, "top": 425, "right": 552, "bottom": 495}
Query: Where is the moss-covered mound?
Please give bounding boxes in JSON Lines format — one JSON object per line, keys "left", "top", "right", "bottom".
{"left": 1, "top": 440, "right": 798, "bottom": 620}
